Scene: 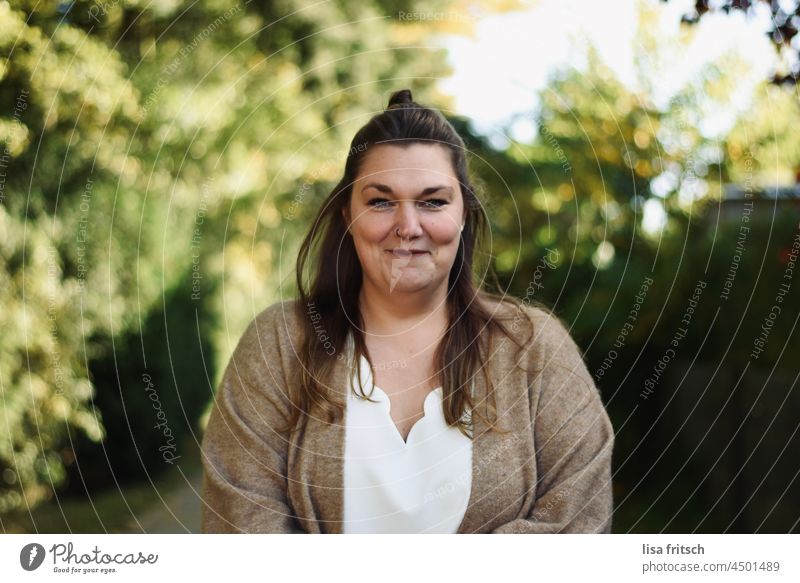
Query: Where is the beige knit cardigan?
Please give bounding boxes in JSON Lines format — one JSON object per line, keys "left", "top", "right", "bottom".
{"left": 201, "top": 299, "right": 615, "bottom": 533}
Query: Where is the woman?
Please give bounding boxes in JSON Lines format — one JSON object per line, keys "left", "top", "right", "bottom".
{"left": 201, "top": 89, "right": 614, "bottom": 533}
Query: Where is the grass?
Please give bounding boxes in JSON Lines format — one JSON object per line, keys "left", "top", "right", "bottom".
{"left": 2, "top": 445, "right": 203, "bottom": 534}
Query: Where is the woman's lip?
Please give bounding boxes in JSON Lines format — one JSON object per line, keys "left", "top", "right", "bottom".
{"left": 386, "top": 249, "right": 429, "bottom": 256}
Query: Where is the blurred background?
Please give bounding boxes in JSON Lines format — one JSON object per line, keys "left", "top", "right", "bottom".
{"left": 1, "top": 0, "right": 798, "bottom": 533}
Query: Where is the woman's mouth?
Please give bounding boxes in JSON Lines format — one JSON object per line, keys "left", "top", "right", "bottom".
{"left": 386, "top": 249, "right": 429, "bottom": 257}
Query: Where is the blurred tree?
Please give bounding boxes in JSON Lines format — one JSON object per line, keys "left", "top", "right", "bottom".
{"left": 1, "top": 0, "right": 468, "bottom": 517}
{"left": 725, "top": 82, "right": 800, "bottom": 185}
{"left": 479, "top": 46, "right": 725, "bottom": 306}
{"left": 460, "top": 3, "right": 799, "bottom": 529}
{"left": 0, "top": 0, "right": 138, "bottom": 515}
{"left": 664, "top": 0, "right": 800, "bottom": 84}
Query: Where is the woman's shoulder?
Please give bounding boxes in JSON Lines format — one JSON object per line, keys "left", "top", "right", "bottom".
{"left": 477, "top": 293, "right": 582, "bottom": 359}
{"left": 477, "top": 296, "right": 599, "bottom": 401}
{"left": 254, "top": 298, "right": 302, "bottom": 326}
{"left": 478, "top": 292, "right": 559, "bottom": 334}
{"left": 232, "top": 299, "right": 303, "bottom": 356}
{"left": 477, "top": 291, "right": 545, "bottom": 316}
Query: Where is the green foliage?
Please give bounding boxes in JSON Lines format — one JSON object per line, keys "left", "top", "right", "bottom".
{"left": 0, "top": 0, "right": 139, "bottom": 513}
{"left": 725, "top": 83, "right": 800, "bottom": 185}
{"left": 467, "top": 35, "right": 799, "bottom": 530}
{"left": 1, "top": 0, "right": 455, "bottom": 516}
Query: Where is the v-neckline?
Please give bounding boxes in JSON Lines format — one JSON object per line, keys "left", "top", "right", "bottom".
{"left": 308, "top": 330, "right": 488, "bottom": 533}
{"left": 357, "top": 354, "right": 442, "bottom": 446}
{"left": 367, "top": 384, "right": 442, "bottom": 446}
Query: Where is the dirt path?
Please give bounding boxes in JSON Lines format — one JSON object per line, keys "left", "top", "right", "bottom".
{"left": 126, "top": 468, "right": 203, "bottom": 533}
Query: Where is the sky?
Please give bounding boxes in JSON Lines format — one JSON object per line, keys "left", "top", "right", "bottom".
{"left": 433, "top": 0, "right": 779, "bottom": 232}
{"left": 435, "top": 0, "right": 777, "bottom": 147}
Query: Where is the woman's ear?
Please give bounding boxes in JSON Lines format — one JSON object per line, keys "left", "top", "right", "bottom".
{"left": 341, "top": 206, "right": 350, "bottom": 232}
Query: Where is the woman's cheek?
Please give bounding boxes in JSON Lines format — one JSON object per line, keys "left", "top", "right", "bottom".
{"left": 434, "top": 223, "right": 461, "bottom": 244}
{"left": 365, "top": 221, "right": 390, "bottom": 242}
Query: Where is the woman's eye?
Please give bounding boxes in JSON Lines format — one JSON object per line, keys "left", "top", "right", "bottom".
{"left": 367, "top": 198, "right": 393, "bottom": 209}
{"left": 367, "top": 198, "right": 447, "bottom": 209}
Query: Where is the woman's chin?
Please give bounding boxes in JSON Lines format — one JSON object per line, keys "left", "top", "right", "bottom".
{"left": 386, "top": 276, "right": 435, "bottom": 295}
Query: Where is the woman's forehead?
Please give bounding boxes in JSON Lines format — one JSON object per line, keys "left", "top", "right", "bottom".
{"left": 360, "top": 143, "right": 452, "bottom": 169}
{"left": 355, "top": 144, "right": 457, "bottom": 186}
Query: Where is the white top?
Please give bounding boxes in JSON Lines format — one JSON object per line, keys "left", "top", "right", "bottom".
{"left": 343, "top": 352, "right": 473, "bottom": 534}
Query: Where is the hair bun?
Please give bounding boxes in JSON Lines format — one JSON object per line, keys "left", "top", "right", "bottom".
{"left": 387, "top": 89, "right": 413, "bottom": 110}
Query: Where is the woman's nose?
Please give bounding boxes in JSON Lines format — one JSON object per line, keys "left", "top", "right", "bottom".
{"left": 395, "top": 201, "right": 424, "bottom": 238}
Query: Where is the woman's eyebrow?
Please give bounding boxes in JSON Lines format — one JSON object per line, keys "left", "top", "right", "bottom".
{"left": 361, "top": 183, "right": 454, "bottom": 197}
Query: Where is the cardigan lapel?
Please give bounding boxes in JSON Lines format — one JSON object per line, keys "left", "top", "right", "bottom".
{"left": 455, "top": 366, "right": 492, "bottom": 534}
{"left": 299, "top": 334, "right": 353, "bottom": 534}
{"left": 457, "top": 332, "right": 522, "bottom": 534}
{"left": 303, "top": 330, "right": 503, "bottom": 534}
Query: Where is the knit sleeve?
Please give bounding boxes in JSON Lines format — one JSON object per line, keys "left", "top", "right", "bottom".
{"left": 492, "top": 309, "right": 615, "bottom": 534}
{"left": 200, "top": 308, "right": 304, "bottom": 533}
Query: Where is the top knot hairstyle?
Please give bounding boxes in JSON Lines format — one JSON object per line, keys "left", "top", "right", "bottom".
{"left": 286, "top": 88, "right": 538, "bottom": 438}
{"left": 386, "top": 88, "right": 413, "bottom": 109}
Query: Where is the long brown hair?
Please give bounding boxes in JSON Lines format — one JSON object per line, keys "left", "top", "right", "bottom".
{"left": 286, "top": 88, "right": 540, "bottom": 438}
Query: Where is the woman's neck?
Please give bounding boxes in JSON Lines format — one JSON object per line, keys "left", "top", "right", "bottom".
{"left": 358, "top": 285, "right": 449, "bottom": 338}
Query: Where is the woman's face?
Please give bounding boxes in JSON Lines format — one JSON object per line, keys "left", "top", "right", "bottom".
{"left": 344, "top": 143, "right": 466, "bottom": 296}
